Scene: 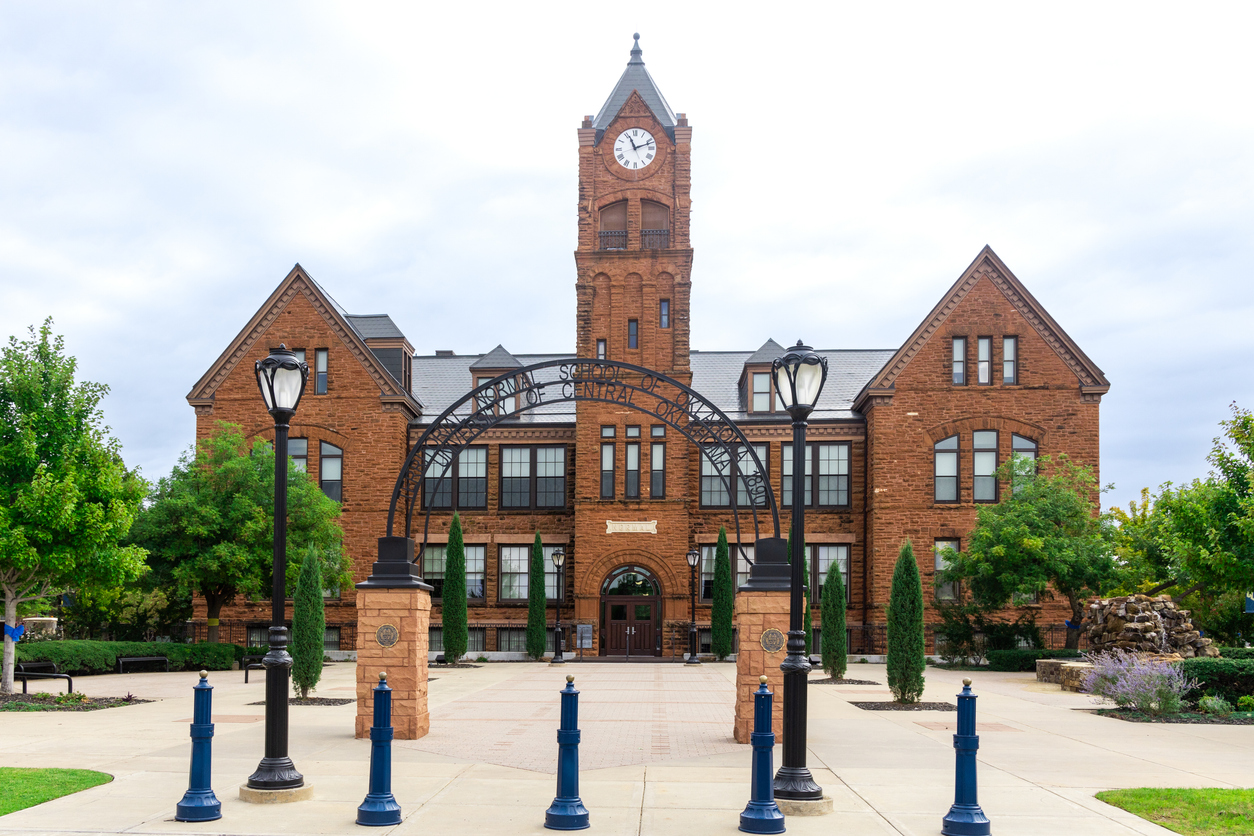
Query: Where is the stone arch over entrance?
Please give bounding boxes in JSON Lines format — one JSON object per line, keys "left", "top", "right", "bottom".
{"left": 598, "top": 563, "right": 663, "bottom": 658}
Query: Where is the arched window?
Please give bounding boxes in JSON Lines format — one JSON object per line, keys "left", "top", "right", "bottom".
{"left": 601, "top": 565, "right": 660, "bottom": 596}
{"left": 934, "top": 435, "right": 958, "bottom": 503}
{"left": 599, "top": 201, "right": 627, "bottom": 250}
{"left": 642, "top": 200, "right": 670, "bottom": 249}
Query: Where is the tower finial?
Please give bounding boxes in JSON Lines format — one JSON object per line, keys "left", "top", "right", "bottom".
{"left": 629, "top": 32, "right": 643, "bottom": 64}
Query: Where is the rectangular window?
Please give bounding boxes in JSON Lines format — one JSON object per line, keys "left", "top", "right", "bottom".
{"left": 701, "top": 544, "right": 754, "bottom": 600}
{"left": 650, "top": 442, "right": 665, "bottom": 497}
{"left": 977, "top": 337, "right": 992, "bottom": 385}
{"left": 500, "top": 446, "right": 566, "bottom": 509}
{"left": 500, "top": 446, "right": 531, "bottom": 508}
{"left": 421, "top": 544, "right": 484, "bottom": 600}
{"left": 1002, "top": 336, "right": 1018, "bottom": 384}
{"left": 626, "top": 425, "right": 640, "bottom": 438}
{"left": 625, "top": 442, "right": 640, "bottom": 498}
{"left": 423, "top": 448, "right": 453, "bottom": 509}
{"left": 659, "top": 299, "right": 670, "bottom": 329}
{"left": 291, "top": 349, "right": 306, "bottom": 364}
{"left": 973, "top": 430, "right": 998, "bottom": 502}
{"left": 458, "top": 447, "right": 488, "bottom": 509}
{"left": 601, "top": 443, "right": 615, "bottom": 498}
{"left": 601, "top": 425, "right": 616, "bottom": 438}
{"left": 475, "top": 376, "right": 516, "bottom": 416}
{"left": 701, "top": 447, "right": 729, "bottom": 507}
{"left": 247, "top": 625, "right": 269, "bottom": 647}
{"left": 814, "top": 544, "right": 850, "bottom": 602}
{"left": 935, "top": 539, "right": 960, "bottom": 600}
{"left": 1012, "top": 434, "right": 1038, "bottom": 494}
{"left": 651, "top": 425, "right": 665, "bottom": 437}
{"left": 736, "top": 444, "right": 768, "bottom": 508}
{"left": 323, "top": 626, "right": 341, "bottom": 652}
{"left": 627, "top": 319, "right": 639, "bottom": 349}
{"left": 289, "top": 438, "right": 308, "bottom": 472}
{"left": 314, "top": 349, "right": 328, "bottom": 394}
{"left": 952, "top": 338, "right": 966, "bottom": 386}
{"left": 320, "top": 441, "right": 342, "bottom": 501}
{"left": 596, "top": 339, "right": 607, "bottom": 360}
{"left": 701, "top": 444, "right": 767, "bottom": 508}
{"left": 934, "top": 435, "right": 958, "bottom": 503}
{"left": 782, "top": 442, "right": 849, "bottom": 507}
{"left": 752, "top": 372, "right": 771, "bottom": 413}
{"left": 498, "top": 544, "right": 561, "bottom": 602}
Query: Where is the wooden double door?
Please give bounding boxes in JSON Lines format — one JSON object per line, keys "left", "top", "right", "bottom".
{"left": 599, "top": 565, "right": 661, "bottom": 657}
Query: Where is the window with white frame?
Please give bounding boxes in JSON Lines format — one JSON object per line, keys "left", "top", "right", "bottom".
{"left": 973, "top": 430, "right": 998, "bottom": 503}
{"left": 700, "top": 544, "right": 753, "bottom": 600}
{"left": 498, "top": 544, "right": 562, "bottom": 602}
{"left": 934, "top": 436, "right": 958, "bottom": 503}
{"left": 813, "top": 544, "right": 850, "bottom": 602}
{"left": 422, "top": 544, "right": 486, "bottom": 600}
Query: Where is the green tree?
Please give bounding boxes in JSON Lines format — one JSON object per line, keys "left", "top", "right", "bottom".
{"left": 786, "top": 526, "right": 811, "bottom": 655}
{"left": 0, "top": 320, "right": 149, "bottom": 693}
{"left": 291, "top": 544, "right": 325, "bottom": 698}
{"left": 941, "top": 454, "right": 1113, "bottom": 649}
{"left": 821, "top": 560, "right": 847, "bottom": 679}
{"left": 442, "top": 513, "right": 468, "bottom": 662}
{"left": 128, "top": 422, "right": 350, "bottom": 643}
{"left": 887, "top": 540, "right": 926, "bottom": 703}
{"left": 526, "top": 533, "right": 547, "bottom": 659}
{"left": 711, "top": 527, "right": 734, "bottom": 660}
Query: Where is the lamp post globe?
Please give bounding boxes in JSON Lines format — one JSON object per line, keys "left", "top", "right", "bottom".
{"left": 770, "top": 341, "right": 828, "bottom": 801}
{"left": 247, "top": 344, "right": 309, "bottom": 792}
{"left": 685, "top": 548, "right": 701, "bottom": 665}
{"left": 551, "top": 548, "right": 566, "bottom": 665}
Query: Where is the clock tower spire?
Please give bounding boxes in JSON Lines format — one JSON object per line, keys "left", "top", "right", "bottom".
{"left": 575, "top": 33, "right": 692, "bottom": 377}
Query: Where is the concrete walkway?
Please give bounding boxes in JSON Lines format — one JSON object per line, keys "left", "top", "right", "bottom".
{"left": 1, "top": 659, "right": 1238, "bottom": 835}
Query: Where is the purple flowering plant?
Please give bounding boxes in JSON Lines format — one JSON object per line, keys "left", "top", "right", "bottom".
{"left": 1081, "top": 651, "right": 1197, "bottom": 715}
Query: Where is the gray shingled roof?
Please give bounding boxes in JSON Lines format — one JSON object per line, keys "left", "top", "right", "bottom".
{"left": 469, "top": 345, "right": 523, "bottom": 370}
{"left": 410, "top": 348, "right": 896, "bottom": 425}
{"left": 594, "top": 34, "right": 677, "bottom": 140}
{"left": 690, "top": 349, "right": 896, "bottom": 422}
{"left": 746, "top": 338, "right": 786, "bottom": 365}
{"left": 346, "top": 314, "right": 406, "bottom": 340}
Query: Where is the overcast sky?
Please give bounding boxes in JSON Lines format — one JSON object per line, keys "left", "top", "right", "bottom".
{"left": 2, "top": 2, "right": 1251, "bottom": 512}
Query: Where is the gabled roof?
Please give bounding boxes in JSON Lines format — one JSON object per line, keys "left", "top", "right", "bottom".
{"left": 186, "top": 264, "right": 422, "bottom": 416}
{"left": 593, "top": 33, "right": 677, "bottom": 141}
{"left": 853, "top": 246, "right": 1111, "bottom": 410}
{"left": 469, "top": 344, "right": 523, "bottom": 371}
{"left": 746, "top": 338, "right": 786, "bottom": 365}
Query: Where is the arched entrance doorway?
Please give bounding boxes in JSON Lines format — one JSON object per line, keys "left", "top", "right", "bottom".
{"left": 600, "top": 565, "right": 661, "bottom": 658}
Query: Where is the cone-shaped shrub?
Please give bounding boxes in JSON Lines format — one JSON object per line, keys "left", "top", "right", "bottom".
{"left": 442, "top": 513, "right": 468, "bottom": 662}
{"left": 526, "top": 533, "right": 547, "bottom": 659}
{"left": 887, "top": 539, "right": 926, "bottom": 703}
{"left": 821, "top": 560, "right": 847, "bottom": 680}
{"left": 292, "top": 546, "right": 325, "bottom": 699}
{"left": 711, "top": 526, "right": 734, "bottom": 660}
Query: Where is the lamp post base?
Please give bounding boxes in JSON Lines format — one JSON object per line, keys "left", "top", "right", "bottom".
{"left": 246, "top": 757, "right": 304, "bottom": 791}
{"left": 239, "top": 782, "right": 314, "bottom": 804}
{"left": 772, "top": 765, "right": 823, "bottom": 801}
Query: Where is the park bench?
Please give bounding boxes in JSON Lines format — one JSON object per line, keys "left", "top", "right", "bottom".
{"left": 14, "top": 663, "right": 73, "bottom": 694}
{"left": 243, "top": 654, "right": 265, "bottom": 683}
{"left": 117, "top": 655, "right": 169, "bottom": 674}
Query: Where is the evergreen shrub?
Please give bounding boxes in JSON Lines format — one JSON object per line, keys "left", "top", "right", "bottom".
{"left": 442, "top": 513, "right": 468, "bottom": 662}
{"left": 1179, "top": 658, "right": 1254, "bottom": 705}
{"left": 711, "top": 527, "right": 734, "bottom": 660}
{"left": 291, "top": 546, "right": 326, "bottom": 698}
{"left": 526, "top": 534, "right": 547, "bottom": 659}
{"left": 820, "top": 560, "right": 847, "bottom": 679}
{"left": 886, "top": 540, "right": 926, "bottom": 703}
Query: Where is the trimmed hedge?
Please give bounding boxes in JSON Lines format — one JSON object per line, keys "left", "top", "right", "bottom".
{"left": 1217, "top": 647, "right": 1254, "bottom": 660}
{"left": 986, "top": 648, "right": 1083, "bottom": 672}
{"left": 15, "top": 641, "right": 236, "bottom": 675}
{"left": 1180, "top": 658, "right": 1254, "bottom": 704}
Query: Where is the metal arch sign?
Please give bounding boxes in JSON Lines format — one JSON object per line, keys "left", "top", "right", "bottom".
{"left": 385, "top": 358, "right": 782, "bottom": 562}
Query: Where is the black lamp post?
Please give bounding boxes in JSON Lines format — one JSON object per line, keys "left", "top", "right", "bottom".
{"left": 771, "top": 340, "right": 828, "bottom": 801}
{"left": 248, "top": 344, "right": 308, "bottom": 792}
{"left": 551, "top": 548, "right": 566, "bottom": 664}
{"left": 685, "top": 548, "right": 701, "bottom": 665}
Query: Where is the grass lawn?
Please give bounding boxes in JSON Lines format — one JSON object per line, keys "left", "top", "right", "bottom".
{"left": 1097, "top": 788, "right": 1254, "bottom": 835}
{"left": 0, "top": 767, "right": 113, "bottom": 817}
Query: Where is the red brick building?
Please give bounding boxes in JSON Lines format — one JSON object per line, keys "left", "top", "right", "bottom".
{"left": 186, "top": 36, "right": 1109, "bottom": 658}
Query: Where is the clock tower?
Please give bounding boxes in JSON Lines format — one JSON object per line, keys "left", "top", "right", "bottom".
{"left": 572, "top": 34, "right": 695, "bottom": 657}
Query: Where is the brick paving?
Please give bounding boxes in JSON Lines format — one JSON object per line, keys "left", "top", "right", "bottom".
{"left": 399, "top": 662, "right": 739, "bottom": 773}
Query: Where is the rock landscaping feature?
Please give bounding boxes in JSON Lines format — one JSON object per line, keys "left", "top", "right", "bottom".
{"left": 1087, "top": 595, "right": 1220, "bottom": 658}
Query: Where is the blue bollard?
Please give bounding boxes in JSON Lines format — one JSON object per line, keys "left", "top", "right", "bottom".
{"left": 545, "top": 674, "right": 590, "bottom": 830}
{"left": 357, "top": 672, "right": 403, "bottom": 826}
{"left": 175, "top": 670, "right": 222, "bottom": 822}
{"left": 740, "top": 675, "right": 785, "bottom": 834}
{"left": 942, "top": 678, "right": 991, "bottom": 836}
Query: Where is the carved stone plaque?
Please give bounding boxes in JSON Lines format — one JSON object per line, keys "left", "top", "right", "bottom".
{"left": 375, "top": 624, "right": 399, "bottom": 648}
{"left": 759, "top": 628, "right": 786, "bottom": 653}
{"left": 605, "top": 520, "right": 658, "bottom": 534}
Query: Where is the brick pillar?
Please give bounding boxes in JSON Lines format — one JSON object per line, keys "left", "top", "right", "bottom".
{"left": 734, "top": 589, "right": 789, "bottom": 743}
{"left": 355, "top": 536, "right": 433, "bottom": 740}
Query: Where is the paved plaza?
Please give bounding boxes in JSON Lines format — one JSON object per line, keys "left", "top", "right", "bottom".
{"left": 2, "top": 659, "right": 1248, "bottom": 835}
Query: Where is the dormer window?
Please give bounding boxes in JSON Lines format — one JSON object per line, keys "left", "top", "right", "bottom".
{"left": 746, "top": 370, "right": 786, "bottom": 414}
{"left": 642, "top": 200, "right": 670, "bottom": 249}
{"left": 475, "top": 376, "right": 516, "bottom": 416}
{"left": 599, "top": 201, "right": 627, "bottom": 250}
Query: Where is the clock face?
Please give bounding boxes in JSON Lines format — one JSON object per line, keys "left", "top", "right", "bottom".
{"left": 613, "top": 128, "right": 657, "bottom": 170}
